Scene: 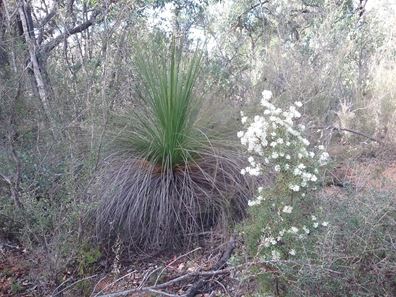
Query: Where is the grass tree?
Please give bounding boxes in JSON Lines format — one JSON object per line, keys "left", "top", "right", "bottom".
{"left": 94, "top": 40, "right": 253, "bottom": 252}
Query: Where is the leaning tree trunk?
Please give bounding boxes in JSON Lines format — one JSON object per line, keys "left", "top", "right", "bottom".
{"left": 17, "top": 0, "right": 57, "bottom": 136}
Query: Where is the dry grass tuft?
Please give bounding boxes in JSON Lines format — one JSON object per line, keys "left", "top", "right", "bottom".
{"left": 94, "top": 149, "right": 253, "bottom": 252}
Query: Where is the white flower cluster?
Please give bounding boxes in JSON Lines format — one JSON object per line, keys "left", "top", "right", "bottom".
{"left": 259, "top": 217, "right": 329, "bottom": 260}
{"left": 238, "top": 90, "right": 330, "bottom": 206}
{"left": 238, "top": 90, "right": 330, "bottom": 260}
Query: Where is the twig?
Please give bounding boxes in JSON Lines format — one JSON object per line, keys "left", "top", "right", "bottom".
{"left": 96, "top": 238, "right": 237, "bottom": 297}
{"left": 96, "top": 257, "right": 343, "bottom": 297}
{"left": 185, "top": 236, "right": 236, "bottom": 297}
{"left": 147, "top": 289, "right": 181, "bottom": 297}
{"left": 155, "top": 247, "right": 202, "bottom": 285}
{"left": 312, "top": 126, "right": 383, "bottom": 144}
{"left": 95, "top": 269, "right": 233, "bottom": 297}
{"left": 90, "top": 275, "right": 108, "bottom": 297}
{"left": 51, "top": 274, "right": 98, "bottom": 296}
{"left": 92, "top": 271, "right": 138, "bottom": 297}
{"left": 96, "top": 260, "right": 272, "bottom": 297}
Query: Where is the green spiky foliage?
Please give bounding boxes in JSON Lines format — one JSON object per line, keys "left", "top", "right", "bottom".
{"left": 130, "top": 41, "right": 203, "bottom": 168}
{"left": 95, "top": 40, "right": 253, "bottom": 252}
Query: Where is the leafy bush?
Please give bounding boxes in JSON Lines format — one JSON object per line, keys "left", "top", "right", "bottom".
{"left": 266, "top": 189, "right": 396, "bottom": 297}
{"left": 235, "top": 92, "right": 395, "bottom": 296}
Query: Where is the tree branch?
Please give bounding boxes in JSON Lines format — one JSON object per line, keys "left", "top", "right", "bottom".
{"left": 312, "top": 126, "right": 384, "bottom": 144}
{"left": 41, "top": 7, "right": 102, "bottom": 54}
{"left": 37, "top": 2, "right": 57, "bottom": 44}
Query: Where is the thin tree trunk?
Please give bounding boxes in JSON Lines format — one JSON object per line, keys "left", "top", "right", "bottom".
{"left": 17, "top": 0, "right": 57, "bottom": 137}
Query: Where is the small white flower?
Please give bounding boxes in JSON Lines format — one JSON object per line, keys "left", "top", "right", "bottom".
{"left": 293, "top": 168, "right": 302, "bottom": 176}
{"left": 303, "top": 225, "right": 310, "bottom": 234}
{"left": 311, "top": 215, "right": 317, "bottom": 221}
{"left": 274, "top": 165, "right": 281, "bottom": 172}
{"left": 271, "top": 250, "right": 281, "bottom": 260}
{"left": 241, "top": 169, "right": 246, "bottom": 175}
{"left": 289, "top": 184, "right": 300, "bottom": 192}
{"left": 289, "top": 249, "right": 296, "bottom": 256}
{"left": 271, "top": 152, "right": 279, "bottom": 159}
{"left": 313, "top": 222, "right": 319, "bottom": 228}
{"left": 249, "top": 167, "right": 260, "bottom": 176}
{"left": 290, "top": 226, "right": 299, "bottom": 233}
{"left": 237, "top": 131, "right": 244, "bottom": 138}
{"left": 248, "top": 199, "right": 260, "bottom": 207}
{"left": 286, "top": 154, "right": 291, "bottom": 160}
{"left": 282, "top": 205, "right": 293, "bottom": 213}
{"left": 294, "top": 101, "right": 303, "bottom": 107}
{"left": 258, "top": 186, "right": 263, "bottom": 193}
{"left": 262, "top": 90, "right": 273, "bottom": 100}
{"left": 241, "top": 116, "right": 248, "bottom": 124}
{"left": 319, "top": 152, "right": 330, "bottom": 166}
{"left": 322, "top": 221, "right": 329, "bottom": 227}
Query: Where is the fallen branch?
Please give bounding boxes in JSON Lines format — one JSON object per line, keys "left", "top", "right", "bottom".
{"left": 51, "top": 274, "right": 98, "bottom": 297}
{"left": 87, "top": 257, "right": 343, "bottom": 297}
{"left": 312, "top": 126, "right": 383, "bottom": 144}
{"left": 96, "top": 237, "right": 237, "bottom": 297}
{"left": 185, "top": 236, "right": 236, "bottom": 297}
{"left": 95, "top": 269, "right": 233, "bottom": 297}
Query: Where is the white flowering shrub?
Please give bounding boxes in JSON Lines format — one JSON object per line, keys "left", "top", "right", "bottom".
{"left": 237, "top": 90, "right": 330, "bottom": 261}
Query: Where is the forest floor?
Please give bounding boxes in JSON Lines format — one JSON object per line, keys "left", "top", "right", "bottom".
{"left": 1, "top": 143, "right": 395, "bottom": 297}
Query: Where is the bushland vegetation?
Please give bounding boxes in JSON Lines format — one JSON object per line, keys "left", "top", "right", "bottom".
{"left": 0, "top": 1, "right": 395, "bottom": 296}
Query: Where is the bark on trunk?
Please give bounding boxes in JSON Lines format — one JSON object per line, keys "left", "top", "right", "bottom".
{"left": 17, "top": 0, "right": 57, "bottom": 137}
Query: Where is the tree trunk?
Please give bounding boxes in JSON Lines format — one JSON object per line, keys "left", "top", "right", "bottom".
{"left": 0, "top": 0, "right": 9, "bottom": 78}
{"left": 17, "top": 0, "right": 57, "bottom": 137}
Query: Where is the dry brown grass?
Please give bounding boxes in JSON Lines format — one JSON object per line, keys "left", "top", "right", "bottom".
{"left": 94, "top": 149, "right": 254, "bottom": 253}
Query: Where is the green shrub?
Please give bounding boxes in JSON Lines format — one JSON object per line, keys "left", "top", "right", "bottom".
{"left": 267, "top": 189, "right": 396, "bottom": 297}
